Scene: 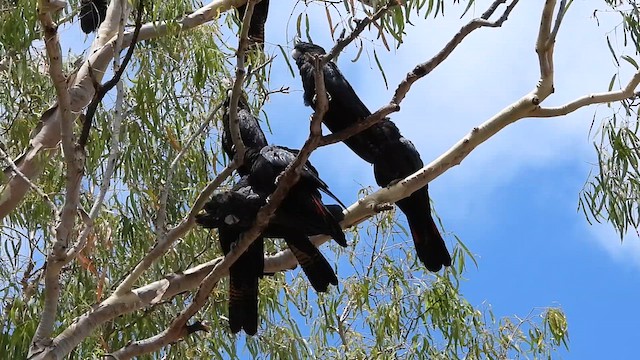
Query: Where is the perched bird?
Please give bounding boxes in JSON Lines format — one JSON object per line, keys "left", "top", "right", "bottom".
{"left": 292, "top": 41, "right": 452, "bottom": 272}
{"left": 236, "top": 0, "right": 270, "bottom": 50}
{"left": 244, "top": 145, "right": 347, "bottom": 247}
{"left": 196, "top": 178, "right": 342, "bottom": 292}
{"left": 221, "top": 91, "right": 347, "bottom": 247}
{"left": 204, "top": 92, "right": 347, "bottom": 334}
{"left": 79, "top": 0, "right": 108, "bottom": 34}
{"left": 221, "top": 92, "right": 268, "bottom": 175}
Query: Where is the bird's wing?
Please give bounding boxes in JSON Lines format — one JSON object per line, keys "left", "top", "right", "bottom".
{"left": 324, "top": 62, "right": 372, "bottom": 119}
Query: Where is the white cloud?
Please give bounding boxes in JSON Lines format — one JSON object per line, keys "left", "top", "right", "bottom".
{"left": 589, "top": 223, "right": 640, "bottom": 269}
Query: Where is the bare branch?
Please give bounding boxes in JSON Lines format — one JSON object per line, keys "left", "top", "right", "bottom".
{"left": 530, "top": 69, "right": 640, "bottom": 117}
{"left": 547, "top": 0, "right": 568, "bottom": 50}
{"left": 319, "top": 103, "right": 399, "bottom": 147}
{"left": 323, "top": 2, "right": 396, "bottom": 64}
{"left": 392, "top": 0, "right": 519, "bottom": 105}
{"left": 109, "top": 320, "right": 209, "bottom": 359}
{"left": 536, "top": 0, "right": 556, "bottom": 80}
{"left": 227, "top": 0, "right": 256, "bottom": 167}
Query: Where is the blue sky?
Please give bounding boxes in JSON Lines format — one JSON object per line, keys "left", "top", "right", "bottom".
{"left": 51, "top": 0, "right": 638, "bottom": 357}
{"left": 257, "top": 0, "right": 639, "bottom": 358}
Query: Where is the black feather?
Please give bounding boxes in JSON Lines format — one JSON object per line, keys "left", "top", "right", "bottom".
{"left": 196, "top": 178, "right": 342, "bottom": 292}
{"left": 79, "top": 0, "right": 108, "bottom": 34}
{"left": 237, "top": 0, "right": 270, "bottom": 50}
{"left": 293, "top": 41, "right": 451, "bottom": 271}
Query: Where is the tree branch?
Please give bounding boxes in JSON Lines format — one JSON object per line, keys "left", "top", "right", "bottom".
{"left": 0, "top": 0, "right": 248, "bottom": 220}
{"left": 529, "top": 69, "right": 640, "bottom": 117}
{"left": 78, "top": 0, "right": 144, "bottom": 149}
{"left": 29, "top": 0, "right": 80, "bottom": 354}
{"left": 226, "top": 0, "right": 257, "bottom": 166}
{"left": 323, "top": 1, "right": 396, "bottom": 64}
{"left": 392, "top": 0, "right": 519, "bottom": 105}
{"left": 319, "top": 103, "right": 399, "bottom": 146}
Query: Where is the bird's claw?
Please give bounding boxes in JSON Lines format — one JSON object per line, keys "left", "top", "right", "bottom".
{"left": 312, "top": 92, "right": 332, "bottom": 105}
{"left": 373, "top": 203, "right": 394, "bottom": 213}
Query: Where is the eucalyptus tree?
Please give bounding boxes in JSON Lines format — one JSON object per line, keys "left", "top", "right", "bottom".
{"left": 6, "top": 0, "right": 640, "bottom": 358}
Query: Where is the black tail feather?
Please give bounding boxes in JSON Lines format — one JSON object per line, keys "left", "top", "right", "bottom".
{"left": 311, "top": 196, "right": 347, "bottom": 247}
{"left": 319, "top": 186, "right": 348, "bottom": 209}
{"left": 284, "top": 234, "right": 338, "bottom": 292}
{"left": 325, "top": 204, "right": 345, "bottom": 223}
{"left": 395, "top": 187, "right": 451, "bottom": 272}
{"left": 220, "top": 228, "right": 263, "bottom": 335}
{"left": 237, "top": 0, "right": 270, "bottom": 50}
{"left": 227, "top": 270, "right": 259, "bottom": 335}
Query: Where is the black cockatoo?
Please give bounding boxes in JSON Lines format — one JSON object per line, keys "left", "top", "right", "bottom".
{"left": 292, "top": 41, "right": 451, "bottom": 272}
{"left": 196, "top": 178, "right": 341, "bottom": 292}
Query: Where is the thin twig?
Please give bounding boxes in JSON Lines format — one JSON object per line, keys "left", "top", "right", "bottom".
{"left": 323, "top": 2, "right": 396, "bottom": 65}
{"left": 156, "top": 101, "right": 224, "bottom": 236}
